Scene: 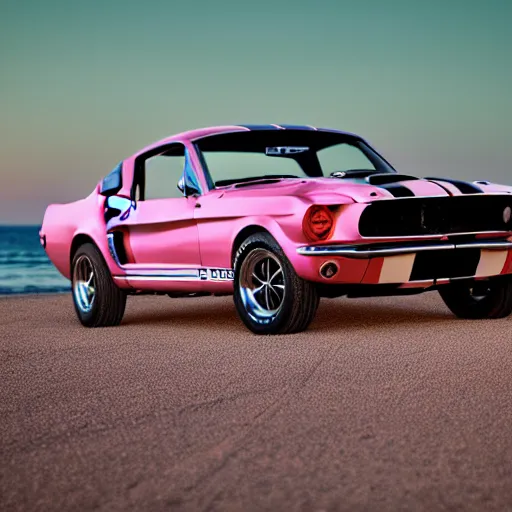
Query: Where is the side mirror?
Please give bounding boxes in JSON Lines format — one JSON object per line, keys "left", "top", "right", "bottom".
{"left": 177, "top": 176, "right": 186, "bottom": 196}
{"left": 177, "top": 176, "right": 200, "bottom": 197}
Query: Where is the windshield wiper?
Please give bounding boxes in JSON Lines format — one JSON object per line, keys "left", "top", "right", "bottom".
{"left": 215, "top": 175, "right": 300, "bottom": 187}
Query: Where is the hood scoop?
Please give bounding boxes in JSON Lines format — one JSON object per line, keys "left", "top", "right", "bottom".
{"left": 366, "top": 173, "right": 419, "bottom": 185}
{"left": 329, "top": 170, "right": 420, "bottom": 185}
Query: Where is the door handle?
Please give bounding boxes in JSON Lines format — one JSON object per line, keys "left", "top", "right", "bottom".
{"left": 195, "top": 202, "right": 201, "bottom": 208}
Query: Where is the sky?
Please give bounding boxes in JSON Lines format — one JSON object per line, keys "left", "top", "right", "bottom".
{"left": 1, "top": 0, "right": 510, "bottom": 224}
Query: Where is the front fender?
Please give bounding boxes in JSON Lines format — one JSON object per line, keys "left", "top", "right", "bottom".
{"left": 476, "top": 182, "right": 512, "bottom": 194}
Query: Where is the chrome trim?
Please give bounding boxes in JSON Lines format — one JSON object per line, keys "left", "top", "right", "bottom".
{"left": 113, "top": 268, "right": 234, "bottom": 282}
{"left": 297, "top": 240, "right": 512, "bottom": 259}
{"left": 116, "top": 275, "right": 199, "bottom": 282}
{"left": 358, "top": 230, "right": 512, "bottom": 241}
{"left": 125, "top": 269, "right": 200, "bottom": 279}
{"left": 73, "top": 255, "right": 96, "bottom": 313}
{"left": 456, "top": 241, "right": 512, "bottom": 251}
{"left": 238, "top": 248, "right": 285, "bottom": 322}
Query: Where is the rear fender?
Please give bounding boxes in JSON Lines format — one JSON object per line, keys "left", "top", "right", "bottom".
{"left": 43, "top": 189, "right": 122, "bottom": 280}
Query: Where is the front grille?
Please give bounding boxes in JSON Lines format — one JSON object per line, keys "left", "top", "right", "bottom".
{"left": 359, "top": 195, "right": 512, "bottom": 237}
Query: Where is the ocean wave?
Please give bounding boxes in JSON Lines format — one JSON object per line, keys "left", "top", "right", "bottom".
{"left": 0, "top": 285, "right": 71, "bottom": 295}
{"left": 0, "top": 227, "right": 70, "bottom": 294}
{"left": 0, "top": 259, "right": 52, "bottom": 267}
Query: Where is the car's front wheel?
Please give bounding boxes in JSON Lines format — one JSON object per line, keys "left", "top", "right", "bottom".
{"left": 438, "top": 276, "right": 512, "bottom": 319}
{"left": 233, "top": 233, "right": 319, "bottom": 334}
{"left": 71, "top": 243, "right": 127, "bottom": 327}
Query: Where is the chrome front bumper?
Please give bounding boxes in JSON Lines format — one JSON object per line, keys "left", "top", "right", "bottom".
{"left": 297, "top": 240, "right": 512, "bottom": 259}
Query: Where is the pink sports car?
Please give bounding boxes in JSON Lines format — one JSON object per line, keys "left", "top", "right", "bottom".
{"left": 41, "top": 124, "right": 512, "bottom": 334}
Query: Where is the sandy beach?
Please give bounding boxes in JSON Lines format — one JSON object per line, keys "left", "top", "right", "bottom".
{"left": 1, "top": 292, "right": 512, "bottom": 511}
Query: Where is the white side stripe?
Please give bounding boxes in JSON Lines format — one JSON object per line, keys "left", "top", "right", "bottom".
{"left": 114, "top": 268, "right": 234, "bottom": 282}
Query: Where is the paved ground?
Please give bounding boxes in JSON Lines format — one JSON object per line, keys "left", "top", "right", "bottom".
{"left": 1, "top": 292, "right": 512, "bottom": 512}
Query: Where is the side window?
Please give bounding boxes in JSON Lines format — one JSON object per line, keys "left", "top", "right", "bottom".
{"left": 317, "top": 143, "right": 376, "bottom": 176}
{"left": 142, "top": 144, "right": 186, "bottom": 200}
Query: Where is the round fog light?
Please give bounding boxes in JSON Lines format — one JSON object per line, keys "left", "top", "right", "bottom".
{"left": 320, "top": 261, "right": 339, "bottom": 279}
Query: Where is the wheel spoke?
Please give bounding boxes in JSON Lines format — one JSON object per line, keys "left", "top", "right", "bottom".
{"left": 269, "top": 267, "right": 282, "bottom": 283}
{"left": 268, "top": 284, "right": 282, "bottom": 304}
{"left": 264, "top": 285, "right": 271, "bottom": 309}
{"left": 252, "top": 273, "right": 265, "bottom": 286}
{"left": 73, "top": 255, "right": 97, "bottom": 313}
{"left": 253, "top": 284, "right": 265, "bottom": 294}
{"left": 79, "top": 282, "right": 89, "bottom": 305}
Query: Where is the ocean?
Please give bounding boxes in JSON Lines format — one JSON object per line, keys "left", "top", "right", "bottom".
{"left": 0, "top": 226, "right": 70, "bottom": 295}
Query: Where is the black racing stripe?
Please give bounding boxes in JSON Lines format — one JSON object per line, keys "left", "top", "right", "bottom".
{"left": 423, "top": 179, "right": 453, "bottom": 196}
{"left": 424, "top": 177, "right": 483, "bottom": 194}
{"left": 278, "top": 124, "right": 316, "bottom": 131}
{"left": 237, "top": 124, "right": 282, "bottom": 131}
{"left": 379, "top": 183, "right": 416, "bottom": 197}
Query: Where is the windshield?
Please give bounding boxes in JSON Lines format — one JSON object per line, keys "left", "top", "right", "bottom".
{"left": 195, "top": 131, "right": 396, "bottom": 188}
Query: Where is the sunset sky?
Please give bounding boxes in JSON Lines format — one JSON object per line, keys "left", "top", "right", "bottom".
{"left": 1, "top": 0, "right": 510, "bottom": 224}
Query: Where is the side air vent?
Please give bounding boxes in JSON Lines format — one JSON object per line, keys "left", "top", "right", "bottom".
{"left": 107, "top": 231, "right": 128, "bottom": 265}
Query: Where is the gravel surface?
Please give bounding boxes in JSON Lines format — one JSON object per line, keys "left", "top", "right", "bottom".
{"left": 1, "top": 292, "right": 512, "bottom": 511}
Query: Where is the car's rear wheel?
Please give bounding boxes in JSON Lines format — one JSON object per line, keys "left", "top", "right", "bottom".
{"left": 233, "top": 233, "right": 319, "bottom": 334}
{"left": 71, "top": 243, "right": 127, "bottom": 327}
{"left": 438, "top": 276, "right": 512, "bottom": 319}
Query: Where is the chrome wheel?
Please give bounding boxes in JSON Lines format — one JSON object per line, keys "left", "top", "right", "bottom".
{"left": 239, "top": 248, "right": 285, "bottom": 322}
{"left": 73, "top": 255, "right": 96, "bottom": 313}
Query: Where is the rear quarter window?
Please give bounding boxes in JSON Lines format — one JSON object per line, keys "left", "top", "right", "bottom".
{"left": 100, "top": 163, "right": 123, "bottom": 196}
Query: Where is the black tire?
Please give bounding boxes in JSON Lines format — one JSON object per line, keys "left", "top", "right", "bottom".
{"left": 438, "top": 276, "right": 512, "bottom": 319}
{"left": 71, "top": 243, "right": 127, "bottom": 327}
{"left": 233, "top": 233, "right": 319, "bottom": 334}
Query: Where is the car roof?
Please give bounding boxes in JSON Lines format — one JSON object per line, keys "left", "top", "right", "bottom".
{"left": 134, "top": 124, "right": 365, "bottom": 157}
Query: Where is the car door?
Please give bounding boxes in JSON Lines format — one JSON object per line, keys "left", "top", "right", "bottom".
{"left": 107, "top": 142, "right": 202, "bottom": 278}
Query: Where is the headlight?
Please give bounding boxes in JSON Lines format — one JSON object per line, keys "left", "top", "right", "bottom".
{"left": 302, "top": 205, "right": 335, "bottom": 241}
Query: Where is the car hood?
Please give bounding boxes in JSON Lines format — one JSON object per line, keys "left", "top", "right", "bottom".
{"left": 215, "top": 174, "right": 491, "bottom": 204}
